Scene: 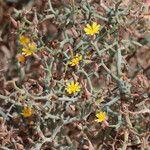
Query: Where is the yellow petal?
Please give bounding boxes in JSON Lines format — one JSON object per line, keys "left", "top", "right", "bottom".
{"left": 86, "top": 24, "right": 91, "bottom": 29}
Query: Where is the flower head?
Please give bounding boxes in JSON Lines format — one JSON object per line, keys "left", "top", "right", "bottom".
{"left": 17, "top": 54, "right": 25, "bottom": 63}
{"left": 19, "top": 35, "right": 30, "bottom": 46}
{"left": 84, "top": 22, "right": 100, "bottom": 36}
{"left": 69, "top": 54, "right": 82, "bottom": 66}
{"left": 65, "top": 81, "right": 81, "bottom": 94}
{"left": 22, "top": 42, "right": 37, "bottom": 56}
{"left": 22, "top": 106, "right": 33, "bottom": 117}
{"left": 95, "top": 111, "right": 106, "bottom": 122}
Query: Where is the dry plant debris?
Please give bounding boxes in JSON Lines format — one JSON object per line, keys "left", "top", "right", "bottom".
{"left": 0, "top": 0, "right": 150, "bottom": 149}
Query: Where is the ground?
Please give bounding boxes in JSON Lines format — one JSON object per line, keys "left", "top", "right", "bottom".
{"left": 0, "top": 0, "right": 150, "bottom": 150}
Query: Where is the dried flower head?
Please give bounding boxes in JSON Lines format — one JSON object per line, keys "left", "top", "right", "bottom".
{"left": 17, "top": 54, "right": 25, "bottom": 63}
{"left": 65, "top": 81, "right": 81, "bottom": 94}
{"left": 84, "top": 22, "right": 100, "bottom": 35}
{"left": 22, "top": 106, "right": 33, "bottom": 117}
{"left": 95, "top": 111, "right": 106, "bottom": 122}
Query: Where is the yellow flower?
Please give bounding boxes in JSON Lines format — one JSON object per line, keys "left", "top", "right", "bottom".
{"left": 22, "top": 42, "right": 37, "bottom": 56}
{"left": 84, "top": 22, "right": 100, "bottom": 35}
{"left": 95, "top": 112, "right": 106, "bottom": 122}
{"left": 19, "top": 35, "right": 30, "bottom": 45}
{"left": 17, "top": 54, "right": 25, "bottom": 63}
{"left": 22, "top": 106, "right": 33, "bottom": 117}
{"left": 68, "top": 54, "right": 82, "bottom": 66}
{"left": 65, "top": 81, "right": 81, "bottom": 94}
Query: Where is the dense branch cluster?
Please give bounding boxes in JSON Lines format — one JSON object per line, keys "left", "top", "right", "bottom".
{"left": 0, "top": 0, "right": 149, "bottom": 149}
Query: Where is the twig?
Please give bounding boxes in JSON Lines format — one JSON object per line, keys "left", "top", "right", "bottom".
{"left": 104, "top": 96, "right": 120, "bottom": 107}
{"left": 48, "top": 0, "right": 56, "bottom": 14}
{"left": 92, "top": 41, "right": 117, "bottom": 57}
{"left": 78, "top": 69, "right": 94, "bottom": 93}
{"left": 116, "top": 47, "right": 122, "bottom": 78}
{"left": 127, "top": 109, "right": 150, "bottom": 115}
{"left": 122, "top": 129, "right": 129, "bottom": 150}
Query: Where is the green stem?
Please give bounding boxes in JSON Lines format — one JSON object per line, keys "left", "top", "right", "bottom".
{"left": 78, "top": 69, "right": 93, "bottom": 93}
